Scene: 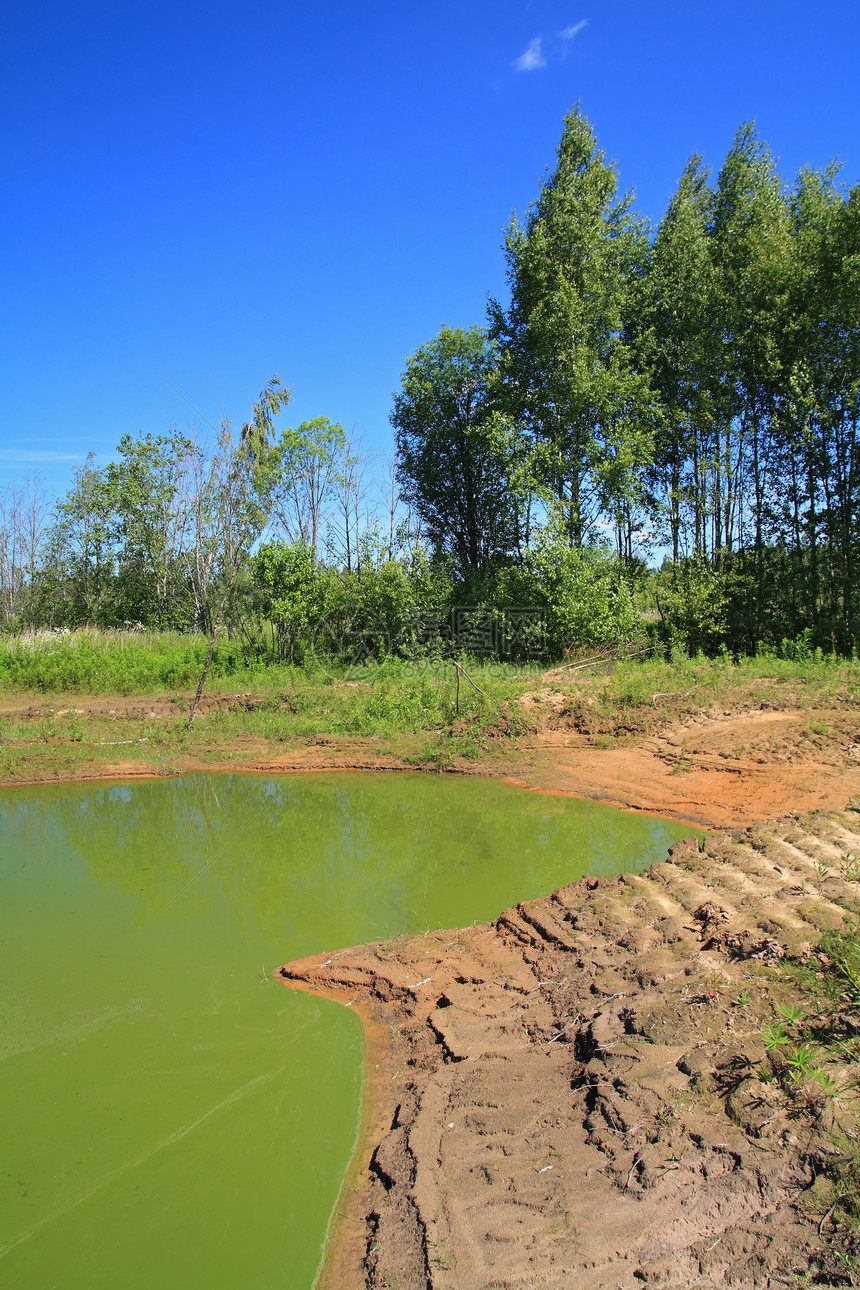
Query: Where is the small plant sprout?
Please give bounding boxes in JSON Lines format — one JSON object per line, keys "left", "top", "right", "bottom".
{"left": 834, "top": 1250, "right": 858, "bottom": 1278}
{"left": 763, "top": 1021, "right": 789, "bottom": 1052}
{"left": 814, "top": 858, "right": 830, "bottom": 890}
{"left": 840, "top": 852, "right": 860, "bottom": 884}
{"left": 783, "top": 1043, "right": 817, "bottom": 1083}
{"left": 812, "top": 1069, "right": 837, "bottom": 1096}
{"left": 762, "top": 1020, "right": 789, "bottom": 1051}
{"left": 778, "top": 1001, "right": 804, "bottom": 1024}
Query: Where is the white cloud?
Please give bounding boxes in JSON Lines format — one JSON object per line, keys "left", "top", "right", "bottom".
{"left": 559, "top": 19, "right": 588, "bottom": 40}
{"left": 0, "top": 449, "right": 81, "bottom": 465}
{"left": 513, "top": 36, "right": 546, "bottom": 71}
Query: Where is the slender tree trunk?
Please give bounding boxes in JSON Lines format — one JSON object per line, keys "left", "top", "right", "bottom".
{"left": 186, "top": 570, "right": 239, "bottom": 730}
{"left": 807, "top": 432, "right": 820, "bottom": 635}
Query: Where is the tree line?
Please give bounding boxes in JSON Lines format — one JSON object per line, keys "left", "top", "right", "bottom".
{"left": 0, "top": 393, "right": 398, "bottom": 631}
{"left": 393, "top": 108, "right": 859, "bottom": 655}
{"left": 1, "top": 107, "right": 857, "bottom": 660}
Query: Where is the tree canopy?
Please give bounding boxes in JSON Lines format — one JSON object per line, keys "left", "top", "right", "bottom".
{"left": 2, "top": 107, "right": 859, "bottom": 658}
{"left": 391, "top": 325, "right": 523, "bottom": 580}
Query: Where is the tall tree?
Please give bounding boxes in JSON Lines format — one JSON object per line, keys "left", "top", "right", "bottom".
{"left": 186, "top": 376, "right": 291, "bottom": 727}
{"left": 707, "top": 123, "right": 791, "bottom": 575}
{"left": 0, "top": 477, "right": 52, "bottom": 630}
{"left": 489, "top": 104, "right": 652, "bottom": 551}
{"left": 52, "top": 457, "right": 118, "bottom": 626}
{"left": 391, "top": 326, "right": 523, "bottom": 580}
{"left": 108, "top": 430, "right": 197, "bottom": 628}
{"left": 268, "top": 416, "right": 347, "bottom": 555}
{"left": 821, "top": 179, "right": 860, "bottom": 647}
{"left": 778, "top": 167, "right": 860, "bottom": 647}
{"left": 640, "top": 155, "right": 716, "bottom": 563}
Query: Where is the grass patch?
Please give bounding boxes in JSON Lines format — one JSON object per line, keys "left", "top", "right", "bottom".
{"left": 1, "top": 630, "right": 858, "bottom": 784}
{"left": 0, "top": 648, "right": 538, "bottom": 782}
{"left": 0, "top": 630, "right": 261, "bottom": 694}
{"left": 767, "top": 910, "right": 860, "bottom": 1275}
{"left": 537, "top": 651, "right": 860, "bottom": 741}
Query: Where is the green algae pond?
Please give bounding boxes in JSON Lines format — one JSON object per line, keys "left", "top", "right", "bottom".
{"left": 0, "top": 772, "right": 694, "bottom": 1289}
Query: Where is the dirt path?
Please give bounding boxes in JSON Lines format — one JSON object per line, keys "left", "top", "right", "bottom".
{"left": 282, "top": 807, "right": 860, "bottom": 1289}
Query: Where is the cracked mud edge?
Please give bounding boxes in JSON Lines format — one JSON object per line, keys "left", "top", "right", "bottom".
{"left": 280, "top": 806, "right": 860, "bottom": 1290}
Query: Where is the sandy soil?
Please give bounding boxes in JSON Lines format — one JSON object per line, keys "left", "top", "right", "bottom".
{"left": 282, "top": 807, "right": 860, "bottom": 1288}
{"left": 509, "top": 706, "right": 860, "bottom": 828}
{"left": 5, "top": 689, "right": 860, "bottom": 1282}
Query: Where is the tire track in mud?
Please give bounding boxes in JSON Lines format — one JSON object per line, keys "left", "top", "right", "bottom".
{"left": 281, "top": 807, "right": 860, "bottom": 1289}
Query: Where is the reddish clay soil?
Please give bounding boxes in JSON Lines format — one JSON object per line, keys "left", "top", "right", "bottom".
{"left": 282, "top": 808, "right": 860, "bottom": 1289}
{"left": 509, "top": 706, "right": 860, "bottom": 829}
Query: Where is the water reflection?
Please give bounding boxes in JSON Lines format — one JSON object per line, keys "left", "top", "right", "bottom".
{"left": 7, "top": 772, "right": 691, "bottom": 955}
{"left": 0, "top": 773, "right": 694, "bottom": 1290}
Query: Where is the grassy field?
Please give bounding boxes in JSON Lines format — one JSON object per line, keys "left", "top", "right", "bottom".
{"left": 0, "top": 630, "right": 264, "bottom": 693}
{"left": 0, "top": 633, "right": 534, "bottom": 780}
{"left": 0, "top": 629, "right": 858, "bottom": 784}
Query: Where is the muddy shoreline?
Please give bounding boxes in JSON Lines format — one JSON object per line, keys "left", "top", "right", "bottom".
{"left": 5, "top": 700, "right": 860, "bottom": 1284}
{"left": 281, "top": 805, "right": 860, "bottom": 1288}
{"left": 4, "top": 698, "right": 858, "bottom": 829}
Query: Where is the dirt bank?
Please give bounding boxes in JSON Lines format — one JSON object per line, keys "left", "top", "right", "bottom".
{"left": 508, "top": 705, "right": 860, "bottom": 828}
{"left": 282, "top": 806, "right": 860, "bottom": 1288}
{"left": 3, "top": 695, "right": 859, "bottom": 831}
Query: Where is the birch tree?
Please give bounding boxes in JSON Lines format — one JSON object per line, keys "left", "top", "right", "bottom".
{"left": 489, "top": 104, "right": 652, "bottom": 550}
{"left": 186, "top": 376, "right": 291, "bottom": 727}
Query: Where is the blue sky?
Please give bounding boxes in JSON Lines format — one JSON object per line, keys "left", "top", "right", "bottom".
{"left": 1, "top": 0, "right": 858, "bottom": 494}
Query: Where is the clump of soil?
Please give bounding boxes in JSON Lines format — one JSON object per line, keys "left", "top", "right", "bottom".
{"left": 281, "top": 808, "right": 860, "bottom": 1289}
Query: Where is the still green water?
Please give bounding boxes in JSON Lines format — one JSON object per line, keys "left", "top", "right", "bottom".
{"left": 0, "top": 772, "right": 693, "bottom": 1289}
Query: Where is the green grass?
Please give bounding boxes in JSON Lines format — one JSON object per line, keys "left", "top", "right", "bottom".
{"left": 1, "top": 629, "right": 857, "bottom": 705}
{"left": 0, "top": 640, "right": 539, "bottom": 781}
{"left": 603, "top": 650, "right": 860, "bottom": 710}
{"left": 771, "top": 911, "right": 860, "bottom": 1272}
{"left": 539, "top": 650, "right": 860, "bottom": 741}
{"left": 199, "top": 657, "right": 533, "bottom": 740}
{"left": 1, "top": 630, "right": 858, "bottom": 785}
{"left": 0, "top": 630, "right": 541, "bottom": 700}
{"left": 0, "top": 630, "right": 257, "bottom": 694}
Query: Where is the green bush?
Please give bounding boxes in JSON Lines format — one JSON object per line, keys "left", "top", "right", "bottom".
{"left": 492, "top": 527, "right": 638, "bottom": 656}
{"left": 654, "top": 559, "right": 728, "bottom": 655}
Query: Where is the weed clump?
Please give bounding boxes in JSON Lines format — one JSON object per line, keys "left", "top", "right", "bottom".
{"left": 771, "top": 911, "right": 860, "bottom": 1271}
